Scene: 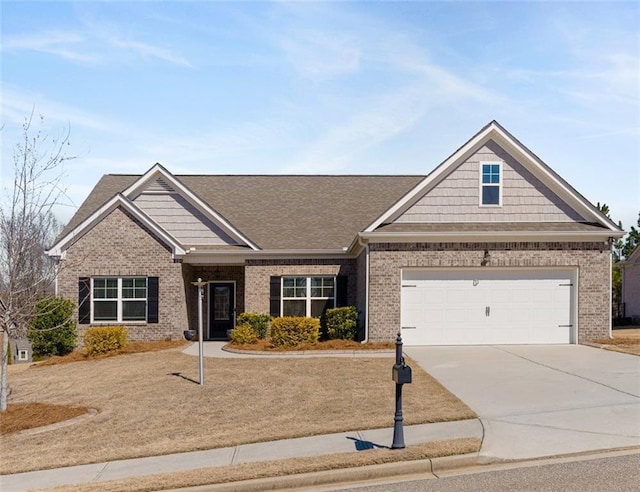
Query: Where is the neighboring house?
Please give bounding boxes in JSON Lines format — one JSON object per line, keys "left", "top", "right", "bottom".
{"left": 620, "top": 246, "right": 640, "bottom": 323}
{"left": 46, "top": 121, "right": 624, "bottom": 346}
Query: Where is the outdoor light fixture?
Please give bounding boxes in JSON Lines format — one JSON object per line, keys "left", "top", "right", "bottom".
{"left": 191, "top": 278, "right": 207, "bottom": 386}
{"left": 481, "top": 249, "right": 491, "bottom": 266}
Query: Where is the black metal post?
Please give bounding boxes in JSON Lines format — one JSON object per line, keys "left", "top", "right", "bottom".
{"left": 391, "top": 332, "right": 405, "bottom": 449}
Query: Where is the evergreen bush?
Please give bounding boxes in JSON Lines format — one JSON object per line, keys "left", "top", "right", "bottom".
{"left": 84, "top": 326, "right": 128, "bottom": 355}
{"left": 230, "top": 323, "right": 259, "bottom": 344}
{"left": 270, "top": 317, "right": 319, "bottom": 347}
{"left": 236, "top": 312, "right": 271, "bottom": 339}
{"left": 323, "top": 306, "right": 359, "bottom": 340}
{"left": 27, "top": 297, "right": 77, "bottom": 357}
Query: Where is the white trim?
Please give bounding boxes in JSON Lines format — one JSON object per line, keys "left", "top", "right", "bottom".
{"left": 359, "top": 230, "right": 621, "bottom": 243}
{"left": 46, "top": 194, "right": 187, "bottom": 259}
{"left": 18, "top": 349, "right": 29, "bottom": 361}
{"left": 280, "top": 276, "right": 336, "bottom": 318}
{"left": 123, "top": 164, "right": 260, "bottom": 251}
{"left": 91, "top": 276, "right": 148, "bottom": 324}
{"left": 365, "top": 121, "right": 622, "bottom": 233}
{"left": 479, "top": 161, "right": 502, "bottom": 207}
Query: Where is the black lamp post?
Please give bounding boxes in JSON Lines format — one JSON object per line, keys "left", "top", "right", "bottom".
{"left": 391, "top": 332, "right": 412, "bottom": 449}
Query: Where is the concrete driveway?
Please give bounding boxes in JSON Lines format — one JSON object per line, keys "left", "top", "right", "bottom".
{"left": 404, "top": 345, "right": 640, "bottom": 462}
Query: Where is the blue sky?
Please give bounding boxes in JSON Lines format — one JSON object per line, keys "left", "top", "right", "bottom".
{"left": 1, "top": 1, "right": 638, "bottom": 230}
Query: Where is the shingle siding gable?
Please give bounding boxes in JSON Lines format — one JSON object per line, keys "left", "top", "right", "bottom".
{"left": 133, "top": 193, "right": 239, "bottom": 247}
{"left": 394, "top": 140, "right": 585, "bottom": 224}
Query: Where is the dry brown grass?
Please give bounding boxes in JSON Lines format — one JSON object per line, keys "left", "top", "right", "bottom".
{"left": 592, "top": 328, "right": 640, "bottom": 356}
{"left": 44, "top": 438, "right": 481, "bottom": 492}
{"left": 229, "top": 339, "right": 395, "bottom": 351}
{"left": 37, "top": 340, "right": 188, "bottom": 366}
{"left": 0, "top": 402, "right": 89, "bottom": 435}
{"left": 1, "top": 349, "right": 476, "bottom": 475}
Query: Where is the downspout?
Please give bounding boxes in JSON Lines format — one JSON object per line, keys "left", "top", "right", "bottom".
{"left": 358, "top": 237, "right": 370, "bottom": 344}
{"left": 609, "top": 239, "right": 613, "bottom": 339}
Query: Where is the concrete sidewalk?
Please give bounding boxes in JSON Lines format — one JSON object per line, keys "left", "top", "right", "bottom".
{"left": 0, "top": 420, "right": 482, "bottom": 491}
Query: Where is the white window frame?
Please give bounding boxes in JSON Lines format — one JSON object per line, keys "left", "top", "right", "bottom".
{"left": 281, "top": 276, "right": 336, "bottom": 318}
{"left": 18, "top": 349, "right": 28, "bottom": 361}
{"left": 91, "top": 277, "right": 148, "bottom": 323}
{"left": 479, "top": 161, "right": 502, "bottom": 207}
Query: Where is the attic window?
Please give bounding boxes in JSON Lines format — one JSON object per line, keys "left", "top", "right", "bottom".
{"left": 480, "top": 162, "right": 502, "bottom": 206}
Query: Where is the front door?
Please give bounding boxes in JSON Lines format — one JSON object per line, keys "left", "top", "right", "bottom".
{"left": 208, "top": 282, "right": 235, "bottom": 339}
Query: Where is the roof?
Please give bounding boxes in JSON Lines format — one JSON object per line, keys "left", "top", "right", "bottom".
{"left": 53, "top": 121, "right": 623, "bottom": 255}
{"left": 57, "top": 174, "right": 424, "bottom": 250}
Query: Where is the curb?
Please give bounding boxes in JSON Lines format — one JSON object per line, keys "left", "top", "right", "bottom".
{"left": 221, "top": 345, "right": 395, "bottom": 356}
{"left": 165, "top": 453, "right": 479, "bottom": 492}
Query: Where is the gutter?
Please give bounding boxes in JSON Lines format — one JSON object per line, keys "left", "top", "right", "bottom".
{"left": 359, "top": 230, "right": 625, "bottom": 243}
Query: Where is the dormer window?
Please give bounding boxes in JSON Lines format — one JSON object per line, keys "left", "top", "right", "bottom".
{"left": 480, "top": 162, "right": 502, "bottom": 206}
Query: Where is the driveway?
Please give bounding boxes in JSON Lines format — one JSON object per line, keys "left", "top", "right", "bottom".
{"left": 404, "top": 345, "right": 640, "bottom": 462}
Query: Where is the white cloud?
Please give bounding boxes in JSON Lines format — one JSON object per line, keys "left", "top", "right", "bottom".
{"left": 2, "top": 30, "right": 99, "bottom": 63}
{"left": 277, "top": 29, "right": 360, "bottom": 80}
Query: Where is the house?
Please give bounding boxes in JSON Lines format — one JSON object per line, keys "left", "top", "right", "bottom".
{"left": 620, "top": 246, "right": 640, "bottom": 323}
{"left": 47, "top": 121, "right": 624, "bottom": 346}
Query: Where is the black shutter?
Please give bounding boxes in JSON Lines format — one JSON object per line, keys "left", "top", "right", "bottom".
{"left": 147, "top": 277, "right": 159, "bottom": 324}
{"left": 78, "top": 277, "right": 91, "bottom": 324}
{"left": 269, "top": 276, "right": 281, "bottom": 318}
{"left": 336, "top": 275, "right": 348, "bottom": 307}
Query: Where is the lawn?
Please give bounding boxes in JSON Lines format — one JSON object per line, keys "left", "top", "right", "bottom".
{"left": 0, "top": 346, "right": 476, "bottom": 474}
{"left": 592, "top": 327, "right": 640, "bottom": 356}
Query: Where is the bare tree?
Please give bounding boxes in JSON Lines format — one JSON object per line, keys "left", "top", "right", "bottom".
{"left": 0, "top": 111, "right": 75, "bottom": 411}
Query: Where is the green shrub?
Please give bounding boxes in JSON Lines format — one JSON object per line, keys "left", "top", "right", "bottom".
{"left": 270, "top": 317, "right": 319, "bottom": 347}
{"left": 236, "top": 313, "right": 271, "bottom": 339}
{"left": 323, "top": 306, "right": 359, "bottom": 340}
{"left": 230, "top": 324, "right": 259, "bottom": 344}
{"left": 27, "top": 297, "right": 77, "bottom": 357}
{"left": 84, "top": 326, "right": 128, "bottom": 355}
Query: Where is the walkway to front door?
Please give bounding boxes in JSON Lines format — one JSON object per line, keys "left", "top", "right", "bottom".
{"left": 208, "top": 281, "right": 235, "bottom": 339}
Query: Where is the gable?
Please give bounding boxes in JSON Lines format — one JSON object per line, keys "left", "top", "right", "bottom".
{"left": 133, "top": 191, "right": 240, "bottom": 247}
{"left": 367, "top": 120, "right": 622, "bottom": 235}
{"left": 394, "top": 139, "right": 585, "bottom": 224}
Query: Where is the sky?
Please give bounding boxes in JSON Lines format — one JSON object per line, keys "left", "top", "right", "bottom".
{"left": 1, "top": 1, "right": 639, "bottom": 231}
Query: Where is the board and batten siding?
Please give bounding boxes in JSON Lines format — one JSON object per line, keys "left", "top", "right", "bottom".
{"left": 395, "top": 140, "right": 585, "bottom": 223}
{"left": 133, "top": 193, "right": 239, "bottom": 246}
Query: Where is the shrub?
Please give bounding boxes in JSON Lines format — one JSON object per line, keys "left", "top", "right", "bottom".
{"left": 230, "top": 324, "right": 259, "bottom": 344}
{"left": 28, "top": 297, "right": 77, "bottom": 357}
{"left": 270, "top": 317, "right": 319, "bottom": 347}
{"left": 84, "top": 326, "right": 128, "bottom": 355}
{"left": 323, "top": 306, "right": 359, "bottom": 340}
{"left": 236, "top": 313, "right": 271, "bottom": 339}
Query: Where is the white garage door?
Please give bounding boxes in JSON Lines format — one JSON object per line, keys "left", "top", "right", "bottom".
{"left": 400, "top": 269, "right": 574, "bottom": 345}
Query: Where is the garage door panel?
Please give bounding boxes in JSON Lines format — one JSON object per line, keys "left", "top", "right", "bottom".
{"left": 401, "top": 269, "right": 574, "bottom": 346}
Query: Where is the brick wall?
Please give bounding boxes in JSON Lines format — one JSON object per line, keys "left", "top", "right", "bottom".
{"left": 367, "top": 241, "right": 610, "bottom": 343}
{"left": 56, "top": 207, "right": 189, "bottom": 343}
{"left": 244, "top": 259, "right": 357, "bottom": 314}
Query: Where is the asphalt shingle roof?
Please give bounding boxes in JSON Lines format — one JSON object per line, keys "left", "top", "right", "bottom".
{"left": 58, "top": 174, "right": 425, "bottom": 250}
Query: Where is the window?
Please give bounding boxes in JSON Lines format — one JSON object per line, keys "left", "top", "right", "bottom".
{"left": 92, "top": 277, "right": 147, "bottom": 322}
{"left": 480, "top": 162, "right": 501, "bottom": 206}
{"left": 282, "top": 276, "right": 335, "bottom": 318}
{"left": 18, "top": 349, "right": 28, "bottom": 361}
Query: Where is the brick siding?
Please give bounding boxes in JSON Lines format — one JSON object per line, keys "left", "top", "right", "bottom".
{"left": 244, "top": 259, "right": 357, "bottom": 315}
{"left": 56, "top": 207, "right": 189, "bottom": 343}
{"left": 367, "top": 241, "right": 610, "bottom": 343}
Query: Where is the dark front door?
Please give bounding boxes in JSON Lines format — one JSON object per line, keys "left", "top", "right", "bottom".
{"left": 208, "top": 282, "right": 235, "bottom": 339}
